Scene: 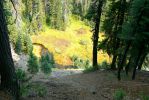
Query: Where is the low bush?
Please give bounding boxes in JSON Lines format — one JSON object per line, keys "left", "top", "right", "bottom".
{"left": 113, "top": 89, "right": 126, "bottom": 100}
{"left": 16, "top": 68, "right": 26, "bottom": 82}
{"left": 27, "top": 52, "right": 39, "bottom": 74}
{"left": 70, "top": 55, "right": 92, "bottom": 69}
{"left": 20, "top": 83, "right": 47, "bottom": 97}
{"left": 79, "top": 40, "right": 87, "bottom": 45}
{"left": 99, "top": 60, "right": 110, "bottom": 69}
{"left": 140, "top": 92, "right": 149, "bottom": 100}
{"left": 40, "top": 53, "right": 55, "bottom": 74}
{"left": 83, "top": 66, "right": 96, "bottom": 73}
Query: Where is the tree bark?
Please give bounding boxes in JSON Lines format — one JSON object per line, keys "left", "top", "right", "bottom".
{"left": 111, "top": 54, "right": 117, "bottom": 70}
{"left": 115, "top": 0, "right": 126, "bottom": 80}
{"left": 125, "top": 56, "right": 131, "bottom": 75}
{"left": 0, "top": 0, "right": 19, "bottom": 100}
{"left": 118, "top": 41, "right": 131, "bottom": 80}
{"left": 92, "top": 0, "right": 103, "bottom": 69}
{"left": 138, "top": 51, "right": 147, "bottom": 70}
{"left": 132, "top": 44, "right": 144, "bottom": 80}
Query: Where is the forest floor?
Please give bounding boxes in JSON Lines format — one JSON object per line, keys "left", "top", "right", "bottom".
{"left": 20, "top": 70, "right": 149, "bottom": 100}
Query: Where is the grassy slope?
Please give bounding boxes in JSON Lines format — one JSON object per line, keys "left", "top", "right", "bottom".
{"left": 32, "top": 17, "right": 110, "bottom": 66}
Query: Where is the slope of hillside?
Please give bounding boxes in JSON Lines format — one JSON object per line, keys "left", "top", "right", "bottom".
{"left": 32, "top": 17, "right": 109, "bottom": 66}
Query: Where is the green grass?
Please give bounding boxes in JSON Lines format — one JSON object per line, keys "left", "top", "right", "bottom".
{"left": 140, "top": 92, "right": 149, "bottom": 100}
{"left": 113, "top": 89, "right": 126, "bottom": 100}
{"left": 83, "top": 66, "right": 96, "bottom": 73}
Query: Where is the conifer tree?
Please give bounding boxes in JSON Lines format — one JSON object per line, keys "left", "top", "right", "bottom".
{"left": 92, "top": 0, "right": 104, "bottom": 69}
{"left": 0, "top": 0, "right": 19, "bottom": 99}
{"left": 120, "top": 0, "right": 149, "bottom": 79}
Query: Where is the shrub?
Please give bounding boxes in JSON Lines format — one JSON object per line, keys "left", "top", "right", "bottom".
{"left": 15, "top": 34, "right": 22, "bottom": 54}
{"left": 23, "top": 34, "right": 33, "bottom": 54}
{"left": 20, "top": 83, "right": 29, "bottom": 97}
{"left": 99, "top": 60, "right": 110, "bottom": 69}
{"left": 20, "top": 83, "right": 47, "bottom": 97}
{"left": 140, "top": 92, "right": 149, "bottom": 100}
{"left": 16, "top": 68, "right": 26, "bottom": 81}
{"left": 71, "top": 55, "right": 91, "bottom": 69}
{"left": 37, "top": 85, "right": 47, "bottom": 97}
{"left": 79, "top": 40, "right": 87, "bottom": 45}
{"left": 83, "top": 66, "right": 96, "bottom": 73}
{"left": 40, "top": 53, "right": 54, "bottom": 74}
{"left": 27, "top": 52, "right": 39, "bottom": 74}
{"left": 70, "top": 55, "right": 79, "bottom": 67}
{"left": 113, "top": 89, "right": 126, "bottom": 100}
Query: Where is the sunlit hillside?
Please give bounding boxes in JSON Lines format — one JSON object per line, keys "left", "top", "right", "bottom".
{"left": 32, "top": 17, "right": 110, "bottom": 66}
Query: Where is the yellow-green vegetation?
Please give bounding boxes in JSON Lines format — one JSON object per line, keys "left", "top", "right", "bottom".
{"left": 32, "top": 16, "right": 110, "bottom": 66}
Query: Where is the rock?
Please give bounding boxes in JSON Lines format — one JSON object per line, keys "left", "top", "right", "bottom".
{"left": 10, "top": 44, "right": 20, "bottom": 62}
{"left": 10, "top": 43, "right": 28, "bottom": 71}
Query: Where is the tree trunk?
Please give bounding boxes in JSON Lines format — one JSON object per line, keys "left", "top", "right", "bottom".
{"left": 138, "top": 51, "right": 147, "bottom": 70}
{"left": 125, "top": 56, "right": 131, "bottom": 75}
{"left": 119, "top": 41, "right": 131, "bottom": 68}
{"left": 0, "top": 1, "right": 19, "bottom": 100}
{"left": 115, "top": 0, "right": 126, "bottom": 80}
{"left": 118, "top": 41, "right": 131, "bottom": 80}
{"left": 131, "top": 42, "right": 145, "bottom": 80}
{"left": 132, "top": 45, "right": 144, "bottom": 80}
{"left": 111, "top": 55, "right": 117, "bottom": 70}
{"left": 92, "top": 0, "right": 103, "bottom": 69}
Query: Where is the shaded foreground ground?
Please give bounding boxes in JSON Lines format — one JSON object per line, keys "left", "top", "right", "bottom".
{"left": 1, "top": 70, "right": 149, "bottom": 100}
{"left": 22, "top": 70, "right": 149, "bottom": 100}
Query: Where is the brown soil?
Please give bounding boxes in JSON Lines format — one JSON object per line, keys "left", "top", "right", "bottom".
{"left": 0, "top": 91, "right": 12, "bottom": 100}
{"left": 54, "top": 39, "right": 70, "bottom": 48}
{"left": 20, "top": 70, "right": 149, "bottom": 100}
{"left": 75, "top": 28, "right": 87, "bottom": 35}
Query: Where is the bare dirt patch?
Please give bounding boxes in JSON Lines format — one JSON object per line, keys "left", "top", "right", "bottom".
{"left": 75, "top": 28, "right": 87, "bottom": 35}
{"left": 54, "top": 39, "right": 70, "bottom": 47}
{"left": 22, "top": 70, "right": 149, "bottom": 100}
{"left": 0, "top": 91, "right": 13, "bottom": 100}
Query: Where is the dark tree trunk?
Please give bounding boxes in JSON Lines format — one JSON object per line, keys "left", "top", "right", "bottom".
{"left": 132, "top": 44, "right": 144, "bottom": 80}
{"left": 116, "top": 0, "right": 126, "bottom": 80}
{"left": 0, "top": 1, "right": 19, "bottom": 100}
{"left": 92, "top": 0, "right": 103, "bottom": 69}
{"left": 111, "top": 54, "right": 117, "bottom": 70}
{"left": 111, "top": 37, "right": 121, "bottom": 70}
{"left": 125, "top": 1, "right": 145, "bottom": 80}
{"left": 119, "top": 41, "right": 131, "bottom": 68}
{"left": 138, "top": 52, "right": 147, "bottom": 70}
{"left": 125, "top": 56, "right": 131, "bottom": 75}
{"left": 110, "top": 0, "right": 126, "bottom": 71}
{"left": 118, "top": 41, "right": 131, "bottom": 80}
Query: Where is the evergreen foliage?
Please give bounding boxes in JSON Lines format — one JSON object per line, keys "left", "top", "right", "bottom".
{"left": 15, "top": 33, "right": 22, "bottom": 54}
{"left": 27, "top": 52, "right": 39, "bottom": 74}
{"left": 16, "top": 69, "right": 26, "bottom": 82}
{"left": 23, "top": 34, "right": 33, "bottom": 54}
{"left": 40, "top": 53, "right": 54, "bottom": 74}
{"left": 99, "top": 0, "right": 149, "bottom": 80}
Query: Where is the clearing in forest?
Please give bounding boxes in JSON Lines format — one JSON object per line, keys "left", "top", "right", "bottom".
{"left": 32, "top": 17, "right": 109, "bottom": 66}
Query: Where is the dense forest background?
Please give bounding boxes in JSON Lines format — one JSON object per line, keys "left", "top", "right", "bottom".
{"left": 5, "top": 0, "right": 149, "bottom": 74}
{"left": 0, "top": 0, "right": 149, "bottom": 99}
{"left": 5, "top": 0, "right": 92, "bottom": 45}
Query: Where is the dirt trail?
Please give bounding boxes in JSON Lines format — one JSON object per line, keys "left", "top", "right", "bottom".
{"left": 22, "top": 70, "right": 149, "bottom": 100}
